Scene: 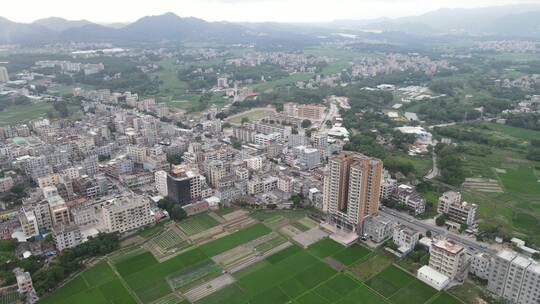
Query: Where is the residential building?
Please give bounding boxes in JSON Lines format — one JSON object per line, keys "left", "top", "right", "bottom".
{"left": 18, "top": 208, "right": 39, "bottom": 237}
{"left": 379, "top": 170, "right": 397, "bottom": 201}
{"left": 438, "top": 191, "right": 477, "bottom": 226}
{"left": 364, "top": 214, "right": 395, "bottom": 243}
{"left": 487, "top": 249, "right": 540, "bottom": 304}
{"left": 246, "top": 156, "right": 263, "bottom": 171}
{"left": 102, "top": 196, "right": 154, "bottom": 233}
{"left": 154, "top": 170, "right": 168, "bottom": 197}
{"left": 13, "top": 268, "right": 33, "bottom": 294}
{"left": 429, "top": 239, "right": 467, "bottom": 281}
{"left": 294, "top": 146, "right": 320, "bottom": 170}
{"left": 167, "top": 166, "right": 204, "bottom": 205}
{"left": 469, "top": 252, "right": 492, "bottom": 280}
{"left": 390, "top": 184, "right": 426, "bottom": 215}
{"left": 393, "top": 225, "right": 420, "bottom": 254}
{"left": 323, "top": 152, "right": 383, "bottom": 232}
{"left": 48, "top": 196, "right": 70, "bottom": 226}
{"left": 52, "top": 223, "right": 83, "bottom": 251}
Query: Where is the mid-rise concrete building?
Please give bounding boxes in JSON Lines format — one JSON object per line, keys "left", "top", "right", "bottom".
{"left": 364, "top": 214, "right": 395, "bottom": 243}
{"left": 429, "top": 239, "right": 467, "bottom": 281}
{"left": 393, "top": 225, "right": 420, "bottom": 254}
{"left": 154, "top": 170, "right": 168, "bottom": 197}
{"left": 102, "top": 196, "right": 154, "bottom": 233}
{"left": 487, "top": 250, "right": 540, "bottom": 304}
{"left": 13, "top": 268, "right": 33, "bottom": 294}
{"left": 52, "top": 223, "right": 83, "bottom": 251}
{"left": 390, "top": 184, "right": 425, "bottom": 215}
{"left": 167, "top": 166, "right": 204, "bottom": 205}
{"left": 438, "top": 191, "right": 477, "bottom": 226}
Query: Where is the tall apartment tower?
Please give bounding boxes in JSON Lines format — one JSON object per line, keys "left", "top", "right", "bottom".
{"left": 323, "top": 152, "right": 383, "bottom": 232}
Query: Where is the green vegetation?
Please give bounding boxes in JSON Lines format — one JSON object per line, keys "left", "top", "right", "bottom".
{"left": 177, "top": 213, "right": 220, "bottom": 236}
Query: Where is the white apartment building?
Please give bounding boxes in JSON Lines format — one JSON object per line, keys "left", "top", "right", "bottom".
{"left": 469, "top": 252, "right": 492, "bottom": 280}
{"left": 154, "top": 170, "right": 168, "bottom": 197}
{"left": 235, "top": 167, "right": 249, "bottom": 180}
{"left": 487, "top": 250, "right": 540, "bottom": 304}
{"left": 102, "top": 196, "right": 154, "bottom": 233}
{"left": 364, "top": 214, "right": 395, "bottom": 243}
{"left": 52, "top": 224, "right": 83, "bottom": 251}
{"left": 429, "top": 239, "right": 467, "bottom": 281}
{"left": 393, "top": 225, "right": 420, "bottom": 254}
{"left": 438, "top": 191, "right": 477, "bottom": 226}
{"left": 246, "top": 156, "right": 263, "bottom": 171}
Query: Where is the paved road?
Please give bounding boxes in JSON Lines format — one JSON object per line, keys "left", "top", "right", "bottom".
{"left": 424, "top": 152, "right": 438, "bottom": 180}
{"left": 380, "top": 207, "right": 496, "bottom": 254}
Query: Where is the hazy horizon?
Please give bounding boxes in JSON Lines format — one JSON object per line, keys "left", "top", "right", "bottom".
{"left": 2, "top": 0, "right": 539, "bottom": 24}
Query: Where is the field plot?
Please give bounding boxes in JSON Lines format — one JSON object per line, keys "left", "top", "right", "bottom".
{"left": 177, "top": 213, "right": 220, "bottom": 236}
{"left": 226, "top": 108, "right": 275, "bottom": 124}
{"left": 331, "top": 244, "right": 371, "bottom": 266}
{"left": 367, "top": 265, "right": 412, "bottom": 297}
{"left": 0, "top": 290, "right": 20, "bottom": 304}
{"left": 145, "top": 227, "right": 192, "bottom": 260}
{"left": 42, "top": 212, "right": 446, "bottom": 304}
{"left": 307, "top": 238, "right": 345, "bottom": 258}
{"left": 262, "top": 215, "right": 288, "bottom": 229}
{"left": 167, "top": 260, "right": 221, "bottom": 291}
{"left": 39, "top": 262, "right": 137, "bottom": 304}
{"left": 430, "top": 292, "right": 464, "bottom": 304}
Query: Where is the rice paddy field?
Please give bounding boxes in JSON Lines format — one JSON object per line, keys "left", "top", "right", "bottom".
{"left": 177, "top": 213, "right": 220, "bottom": 236}
{"left": 39, "top": 216, "right": 463, "bottom": 304}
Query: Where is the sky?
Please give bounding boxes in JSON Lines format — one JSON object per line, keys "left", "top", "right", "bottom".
{"left": 2, "top": 0, "right": 539, "bottom": 23}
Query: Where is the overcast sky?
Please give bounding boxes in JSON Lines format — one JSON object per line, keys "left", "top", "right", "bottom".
{"left": 2, "top": 0, "right": 538, "bottom": 23}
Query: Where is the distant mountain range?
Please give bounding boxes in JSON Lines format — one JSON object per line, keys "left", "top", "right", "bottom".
{"left": 1, "top": 5, "right": 540, "bottom": 45}
{"left": 331, "top": 4, "right": 540, "bottom": 36}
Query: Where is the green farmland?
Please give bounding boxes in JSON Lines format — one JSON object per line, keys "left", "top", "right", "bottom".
{"left": 39, "top": 217, "right": 458, "bottom": 304}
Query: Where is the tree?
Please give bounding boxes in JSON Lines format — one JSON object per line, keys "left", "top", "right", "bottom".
{"left": 241, "top": 117, "right": 250, "bottom": 124}
{"left": 290, "top": 194, "right": 302, "bottom": 207}
{"left": 533, "top": 252, "right": 540, "bottom": 261}
{"left": 167, "top": 154, "right": 183, "bottom": 165}
{"left": 170, "top": 206, "right": 187, "bottom": 221}
{"left": 325, "top": 120, "right": 332, "bottom": 127}
{"left": 301, "top": 119, "right": 312, "bottom": 128}
{"left": 231, "top": 139, "right": 242, "bottom": 150}
{"left": 426, "top": 230, "right": 432, "bottom": 238}
{"left": 436, "top": 214, "right": 447, "bottom": 227}
{"left": 459, "top": 223, "right": 468, "bottom": 233}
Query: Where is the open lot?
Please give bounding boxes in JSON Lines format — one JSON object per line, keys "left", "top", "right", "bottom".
{"left": 226, "top": 108, "right": 275, "bottom": 124}
{"left": 0, "top": 103, "right": 53, "bottom": 126}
